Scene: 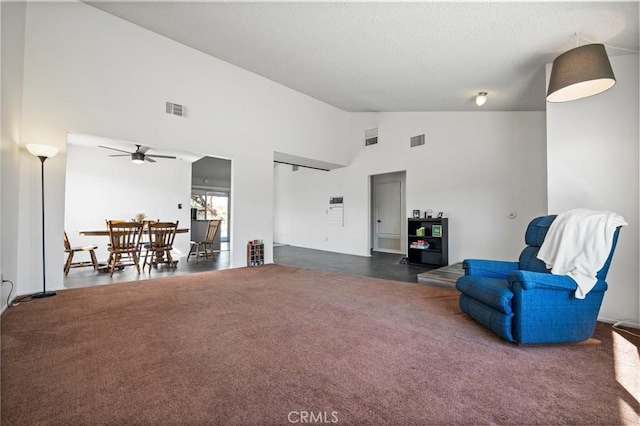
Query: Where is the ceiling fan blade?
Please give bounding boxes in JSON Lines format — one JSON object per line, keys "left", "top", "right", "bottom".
{"left": 137, "top": 146, "right": 150, "bottom": 154}
{"left": 145, "top": 157, "right": 157, "bottom": 163}
{"left": 145, "top": 154, "right": 177, "bottom": 159}
{"left": 98, "top": 145, "right": 132, "bottom": 154}
{"left": 108, "top": 154, "right": 130, "bottom": 157}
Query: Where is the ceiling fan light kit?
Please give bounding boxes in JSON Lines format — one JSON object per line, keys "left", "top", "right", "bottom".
{"left": 546, "top": 43, "right": 616, "bottom": 103}
{"left": 131, "top": 152, "right": 145, "bottom": 164}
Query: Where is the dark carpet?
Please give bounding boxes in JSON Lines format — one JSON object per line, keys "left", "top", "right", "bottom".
{"left": 2, "top": 265, "right": 638, "bottom": 425}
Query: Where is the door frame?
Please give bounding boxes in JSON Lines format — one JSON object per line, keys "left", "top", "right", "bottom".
{"left": 370, "top": 171, "right": 406, "bottom": 254}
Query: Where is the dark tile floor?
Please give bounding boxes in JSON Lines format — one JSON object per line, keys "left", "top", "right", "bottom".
{"left": 274, "top": 245, "right": 434, "bottom": 283}
{"left": 62, "top": 245, "right": 435, "bottom": 290}
{"left": 63, "top": 250, "right": 231, "bottom": 289}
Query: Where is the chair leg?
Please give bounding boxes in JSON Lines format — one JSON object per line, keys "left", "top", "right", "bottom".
{"left": 187, "top": 243, "right": 194, "bottom": 262}
{"left": 194, "top": 243, "right": 201, "bottom": 263}
{"left": 90, "top": 250, "right": 98, "bottom": 271}
{"left": 64, "top": 252, "right": 73, "bottom": 276}
{"left": 147, "top": 250, "right": 156, "bottom": 273}
{"left": 109, "top": 253, "right": 119, "bottom": 277}
{"left": 143, "top": 247, "right": 150, "bottom": 271}
{"left": 166, "top": 250, "right": 174, "bottom": 269}
{"left": 133, "top": 251, "right": 141, "bottom": 274}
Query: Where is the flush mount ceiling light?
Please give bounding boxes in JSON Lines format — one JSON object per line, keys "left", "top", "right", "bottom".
{"left": 475, "top": 92, "right": 488, "bottom": 107}
{"left": 546, "top": 43, "right": 616, "bottom": 103}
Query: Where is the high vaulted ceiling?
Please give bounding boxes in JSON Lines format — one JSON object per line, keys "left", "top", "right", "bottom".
{"left": 87, "top": 1, "right": 639, "bottom": 112}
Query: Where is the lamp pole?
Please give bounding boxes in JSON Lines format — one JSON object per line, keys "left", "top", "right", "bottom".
{"left": 26, "top": 144, "right": 59, "bottom": 299}
{"left": 32, "top": 156, "right": 55, "bottom": 298}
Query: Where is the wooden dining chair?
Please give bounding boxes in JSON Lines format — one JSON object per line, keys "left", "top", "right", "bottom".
{"left": 187, "top": 219, "right": 221, "bottom": 263}
{"left": 63, "top": 231, "right": 98, "bottom": 275}
{"left": 143, "top": 221, "right": 179, "bottom": 273}
{"left": 106, "top": 220, "right": 144, "bottom": 277}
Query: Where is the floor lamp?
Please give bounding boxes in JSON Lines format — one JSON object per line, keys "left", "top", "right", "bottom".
{"left": 26, "top": 144, "right": 59, "bottom": 299}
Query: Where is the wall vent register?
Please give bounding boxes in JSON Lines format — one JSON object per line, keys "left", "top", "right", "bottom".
{"left": 166, "top": 101, "right": 185, "bottom": 117}
{"left": 410, "top": 134, "right": 425, "bottom": 147}
{"left": 365, "top": 128, "right": 378, "bottom": 146}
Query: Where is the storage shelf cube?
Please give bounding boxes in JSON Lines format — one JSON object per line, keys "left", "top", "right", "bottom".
{"left": 247, "top": 240, "right": 265, "bottom": 267}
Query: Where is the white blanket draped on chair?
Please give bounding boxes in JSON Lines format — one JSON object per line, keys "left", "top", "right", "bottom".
{"left": 537, "top": 208, "right": 627, "bottom": 299}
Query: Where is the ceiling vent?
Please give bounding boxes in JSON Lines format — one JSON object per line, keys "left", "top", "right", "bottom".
{"left": 166, "top": 101, "right": 186, "bottom": 117}
{"left": 410, "top": 134, "right": 425, "bottom": 148}
{"left": 365, "top": 128, "right": 378, "bottom": 146}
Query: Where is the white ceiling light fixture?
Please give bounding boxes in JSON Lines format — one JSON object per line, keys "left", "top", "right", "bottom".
{"left": 475, "top": 92, "right": 488, "bottom": 107}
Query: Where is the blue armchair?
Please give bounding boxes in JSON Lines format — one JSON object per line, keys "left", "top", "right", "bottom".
{"left": 455, "top": 215, "right": 621, "bottom": 344}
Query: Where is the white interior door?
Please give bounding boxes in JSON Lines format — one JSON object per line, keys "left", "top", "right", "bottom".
{"left": 374, "top": 181, "right": 403, "bottom": 253}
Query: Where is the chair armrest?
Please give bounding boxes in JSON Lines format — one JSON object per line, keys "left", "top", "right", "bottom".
{"left": 508, "top": 270, "right": 578, "bottom": 291}
{"left": 462, "top": 259, "right": 519, "bottom": 279}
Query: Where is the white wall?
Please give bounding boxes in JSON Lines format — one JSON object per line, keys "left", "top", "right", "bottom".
{"left": 274, "top": 111, "right": 548, "bottom": 262}
{"left": 14, "top": 2, "right": 348, "bottom": 294}
{"left": 546, "top": 54, "right": 640, "bottom": 324}
{"left": 64, "top": 143, "right": 192, "bottom": 267}
{"left": 1, "top": 2, "right": 27, "bottom": 309}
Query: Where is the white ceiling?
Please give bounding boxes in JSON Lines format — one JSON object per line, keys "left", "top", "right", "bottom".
{"left": 86, "top": 1, "right": 638, "bottom": 112}
{"left": 67, "top": 132, "right": 204, "bottom": 163}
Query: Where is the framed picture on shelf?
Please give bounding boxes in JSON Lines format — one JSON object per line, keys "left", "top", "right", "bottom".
{"left": 437, "top": 211, "right": 444, "bottom": 218}
{"left": 412, "top": 209, "right": 420, "bottom": 218}
{"left": 432, "top": 224, "right": 442, "bottom": 237}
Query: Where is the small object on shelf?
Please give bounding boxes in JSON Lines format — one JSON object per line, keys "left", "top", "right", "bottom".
{"left": 425, "top": 209, "right": 433, "bottom": 218}
{"left": 410, "top": 240, "right": 429, "bottom": 249}
{"left": 438, "top": 211, "right": 444, "bottom": 218}
{"left": 413, "top": 209, "right": 420, "bottom": 218}
{"left": 416, "top": 227, "right": 425, "bottom": 236}
{"left": 432, "top": 225, "right": 442, "bottom": 237}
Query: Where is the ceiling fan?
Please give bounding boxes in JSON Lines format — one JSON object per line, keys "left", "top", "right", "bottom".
{"left": 98, "top": 144, "right": 176, "bottom": 164}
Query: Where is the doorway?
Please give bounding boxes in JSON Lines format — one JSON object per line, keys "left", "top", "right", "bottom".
{"left": 371, "top": 171, "right": 406, "bottom": 254}
{"left": 191, "top": 156, "right": 232, "bottom": 251}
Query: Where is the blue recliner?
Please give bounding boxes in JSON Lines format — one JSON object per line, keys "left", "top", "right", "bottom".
{"left": 455, "top": 215, "right": 621, "bottom": 344}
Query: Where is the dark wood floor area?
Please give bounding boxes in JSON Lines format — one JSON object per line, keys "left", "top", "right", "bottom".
{"left": 62, "top": 245, "right": 436, "bottom": 290}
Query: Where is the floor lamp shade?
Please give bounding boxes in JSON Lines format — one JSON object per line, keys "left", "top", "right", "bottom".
{"left": 26, "top": 144, "right": 59, "bottom": 159}
{"left": 546, "top": 43, "right": 616, "bottom": 103}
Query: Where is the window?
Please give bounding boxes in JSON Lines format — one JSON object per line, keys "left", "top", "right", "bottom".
{"left": 190, "top": 189, "right": 229, "bottom": 241}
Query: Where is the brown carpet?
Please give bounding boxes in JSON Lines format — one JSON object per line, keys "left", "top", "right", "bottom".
{"left": 2, "top": 264, "right": 639, "bottom": 425}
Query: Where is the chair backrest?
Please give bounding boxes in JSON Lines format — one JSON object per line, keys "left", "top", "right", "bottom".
{"left": 204, "top": 220, "right": 221, "bottom": 244}
{"left": 518, "top": 215, "right": 621, "bottom": 280}
{"left": 147, "top": 221, "right": 178, "bottom": 250}
{"left": 518, "top": 215, "right": 556, "bottom": 273}
{"left": 106, "top": 220, "right": 143, "bottom": 253}
{"left": 63, "top": 231, "right": 71, "bottom": 251}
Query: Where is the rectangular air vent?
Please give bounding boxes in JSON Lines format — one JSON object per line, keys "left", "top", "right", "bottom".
{"left": 365, "top": 128, "right": 378, "bottom": 146}
{"left": 410, "top": 134, "right": 425, "bottom": 147}
{"left": 166, "top": 101, "right": 185, "bottom": 117}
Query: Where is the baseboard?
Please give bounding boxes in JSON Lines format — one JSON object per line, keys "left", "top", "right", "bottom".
{"left": 598, "top": 316, "right": 640, "bottom": 329}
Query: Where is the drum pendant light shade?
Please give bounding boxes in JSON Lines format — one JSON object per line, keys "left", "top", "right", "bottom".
{"left": 547, "top": 43, "right": 616, "bottom": 102}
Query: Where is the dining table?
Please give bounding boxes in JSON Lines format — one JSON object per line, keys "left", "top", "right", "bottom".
{"left": 78, "top": 227, "right": 189, "bottom": 272}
